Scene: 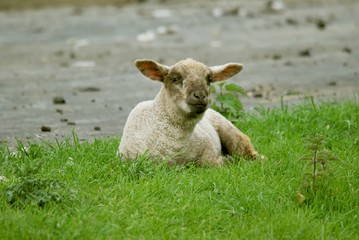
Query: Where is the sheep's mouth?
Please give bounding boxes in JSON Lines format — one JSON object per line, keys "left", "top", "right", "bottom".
{"left": 188, "top": 103, "right": 208, "bottom": 114}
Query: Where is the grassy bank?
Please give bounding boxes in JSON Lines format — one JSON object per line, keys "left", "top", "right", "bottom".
{"left": 1, "top": 99, "right": 358, "bottom": 239}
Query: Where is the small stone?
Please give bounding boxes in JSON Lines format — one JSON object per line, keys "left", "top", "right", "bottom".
{"left": 266, "top": 0, "right": 285, "bottom": 12}
{"left": 56, "top": 109, "right": 63, "bottom": 114}
{"left": 41, "top": 126, "right": 51, "bottom": 132}
{"left": 315, "top": 19, "right": 326, "bottom": 30}
{"left": 299, "top": 49, "right": 311, "bottom": 57}
{"left": 157, "top": 25, "right": 178, "bottom": 35}
{"left": 94, "top": 126, "right": 101, "bottom": 131}
{"left": 342, "top": 47, "right": 351, "bottom": 54}
{"left": 137, "top": 30, "right": 156, "bottom": 43}
{"left": 253, "top": 92, "right": 263, "bottom": 98}
{"left": 152, "top": 9, "right": 172, "bottom": 18}
{"left": 53, "top": 96, "right": 66, "bottom": 104}
{"left": 272, "top": 54, "right": 282, "bottom": 60}
{"left": 67, "top": 122, "right": 76, "bottom": 126}
{"left": 60, "top": 118, "right": 68, "bottom": 122}
{"left": 79, "top": 86, "right": 101, "bottom": 92}
{"left": 72, "top": 61, "right": 96, "bottom": 68}
{"left": 286, "top": 18, "right": 298, "bottom": 25}
{"left": 328, "top": 81, "right": 337, "bottom": 86}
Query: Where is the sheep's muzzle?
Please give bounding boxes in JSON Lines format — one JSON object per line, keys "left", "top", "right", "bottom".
{"left": 187, "top": 89, "right": 209, "bottom": 114}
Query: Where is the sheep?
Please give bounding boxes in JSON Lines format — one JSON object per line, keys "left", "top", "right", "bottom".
{"left": 118, "top": 58, "right": 261, "bottom": 166}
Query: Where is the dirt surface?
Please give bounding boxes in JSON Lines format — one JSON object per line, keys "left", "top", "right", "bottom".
{"left": 0, "top": 0, "right": 134, "bottom": 11}
{"left": 0, "top": 0, "right": 358, "bottom": 147}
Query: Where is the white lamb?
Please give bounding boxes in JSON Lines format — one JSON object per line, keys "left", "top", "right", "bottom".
{"left": 118, "top": 58, "right": 260, "bottom": 166}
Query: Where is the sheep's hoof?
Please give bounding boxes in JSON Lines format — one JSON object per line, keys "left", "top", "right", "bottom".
{"left": 224, "top": 155, "right": 234, "bottom": 163}
{"left": 256, "top": 154, "right": 267, "bottom": 161}
{"left": 250, "top": 152, "right": 267, "bottom": 161}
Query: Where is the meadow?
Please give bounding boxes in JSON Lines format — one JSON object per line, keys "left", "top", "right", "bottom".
{"left": 0, "top": 99, "right": 358, "bottom": 239}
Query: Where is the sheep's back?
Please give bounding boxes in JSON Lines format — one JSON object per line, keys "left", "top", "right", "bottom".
{"left": 118, "top": 100, "right": 156, "bottom": 158}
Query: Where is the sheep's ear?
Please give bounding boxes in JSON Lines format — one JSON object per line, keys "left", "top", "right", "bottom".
{"left": 135, "top": 59, "right": 168, "bottom": 82}
{"left": 209, "top": 63, "right": 243, "bottom": 82}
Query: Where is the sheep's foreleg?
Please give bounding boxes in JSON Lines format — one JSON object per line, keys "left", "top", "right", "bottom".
{"left": 207, "top": 109, "right": 259, "bottom": 160}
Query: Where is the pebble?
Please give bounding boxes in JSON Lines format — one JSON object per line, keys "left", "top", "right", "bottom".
{"left": 272, "top": 54, "right": 282, "bottom": 60}
{"left": 157, "top": 25, "right": 178, "bottom": 35}
{"left": 41, "top": 126, "right": 51, "bottom": 132}
{"left": 79, "top": 86, "right": 101, "bottom": 92}
{"left": 315, "top": 19, "right": 326, "bottom": 30}
{"left": 343, "top": 47, "right": 351, "bottom": 54}
{"left": 137, "top": 30, "right": 156, "bottom": 42}
{"left": 53, "top": 96, "right": 66, "bottom": 104}
{"left": 152, "top": 9, "right": 172, "bottom": 18}
{"left": 266, "top": 0, "right": 285, "bottom": 12}
{"left": 299, "top": 49, "right": 311, "bottom": 57}
{"left": 286, "top": 18, "right": 298, "bottom": 25}
{"left": 72, "top": 61, "right": 96, "bottom": 68}
{"left": 328, "top": 81, "right": 337, "bottom": 86}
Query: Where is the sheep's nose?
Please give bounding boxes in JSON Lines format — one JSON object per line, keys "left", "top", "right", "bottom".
{"left": 193, "top": 90, "right": 206, "bottom": 99}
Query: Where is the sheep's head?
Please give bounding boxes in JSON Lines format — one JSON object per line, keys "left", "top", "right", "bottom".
{"left": 135, "top": 58, "right": 243, "bottom": 117}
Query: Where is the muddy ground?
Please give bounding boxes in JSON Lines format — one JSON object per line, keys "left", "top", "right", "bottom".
{"left": 0, "top": 0, "right": 358, "bottom": 147}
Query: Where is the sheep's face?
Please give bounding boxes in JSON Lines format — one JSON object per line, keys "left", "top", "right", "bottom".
{"left": 164, "top": 60, "right": 212, "bottom": 115}
{"left": 135, "top": 58, "right": 243, "bottom": 117}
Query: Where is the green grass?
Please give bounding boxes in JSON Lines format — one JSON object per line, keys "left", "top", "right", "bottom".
{"left": 1, "top": 99, "right": 358, "bottom": 239}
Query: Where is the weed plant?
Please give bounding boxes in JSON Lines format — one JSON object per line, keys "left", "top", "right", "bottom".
{"left": 210, "top": 82, "right": 247, "bottom": 122}
{"left": 297, "top": 134, "right": 340, "bottom": 204}
{"left": 0, "top": 99, "right": 358, "bottom": 239}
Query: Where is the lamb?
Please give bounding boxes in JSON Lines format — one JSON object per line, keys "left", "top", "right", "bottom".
{"left": 118, "top": 58, "right": 261, "bottom": 166}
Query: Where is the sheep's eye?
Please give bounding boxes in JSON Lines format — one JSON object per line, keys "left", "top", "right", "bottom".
{"left": 169, "top": 73, "right": 182, "bottom": 84}
{"left": 206, "top": 73, "right": 213, "bottom": 85}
